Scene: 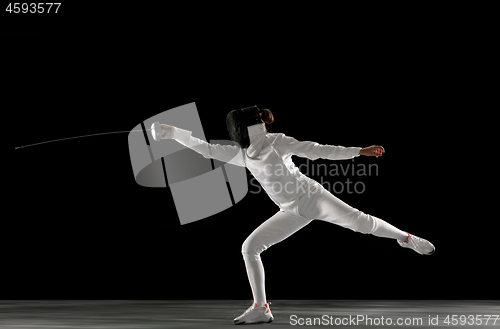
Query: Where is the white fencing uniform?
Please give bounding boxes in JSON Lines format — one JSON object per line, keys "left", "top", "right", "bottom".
{"left": 169, "top": 124, "right": 408, "bottom": 306}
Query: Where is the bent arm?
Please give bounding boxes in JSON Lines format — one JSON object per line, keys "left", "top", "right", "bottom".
{"left": 165, "top": 125, "right": 246, "bottom": 167}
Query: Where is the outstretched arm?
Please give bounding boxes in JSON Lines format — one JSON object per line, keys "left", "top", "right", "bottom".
{"left": 274, "top": 134, "right": 361, "bottom": 161}
{"left": 159, "top": 124, "right": 246, "bottom": 167}
{"left": 274, "top": 134, "right": 384, "bottom": 161}
{"left": 359, "top": 145, "right": 385, "bottom": 158}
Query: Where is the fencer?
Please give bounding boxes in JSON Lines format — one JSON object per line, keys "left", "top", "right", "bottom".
{"left": 158, "top": 106, "right": 435, "bottom": 325}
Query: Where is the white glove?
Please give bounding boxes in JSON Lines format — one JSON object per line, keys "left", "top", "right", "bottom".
{"left": 159, "top": 124, "right": 174, "bottom": 139}
{"left": 151, "top": 122, "right": 174, "bottom": 141}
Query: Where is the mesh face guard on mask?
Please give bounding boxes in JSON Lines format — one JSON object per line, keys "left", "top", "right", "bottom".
{"left": 226, "top": 105, "right": 263, "bottom": 148}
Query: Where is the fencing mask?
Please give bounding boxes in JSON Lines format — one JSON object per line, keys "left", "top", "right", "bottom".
{"left": 226, "top": 105, "right": 264, "bottom": 149}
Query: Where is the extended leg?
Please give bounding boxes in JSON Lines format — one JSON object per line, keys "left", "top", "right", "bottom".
{"left": 299, "top": 189, "right": 408, "bottom": 241}
{"left": 298, "top": 188, "right": 434, "bottom": 254}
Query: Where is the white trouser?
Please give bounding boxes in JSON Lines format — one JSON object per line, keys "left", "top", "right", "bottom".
{"left": 241, "top": 188, "right": 408, "bottom": 306}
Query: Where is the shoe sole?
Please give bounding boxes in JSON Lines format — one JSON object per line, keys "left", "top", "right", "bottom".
{"left": 234, "top": 317, "right": 274, "bottom": 325}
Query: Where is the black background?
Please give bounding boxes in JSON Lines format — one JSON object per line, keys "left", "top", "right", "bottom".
{"left": 6, "top": 4, "right": 495, "bottom": 300}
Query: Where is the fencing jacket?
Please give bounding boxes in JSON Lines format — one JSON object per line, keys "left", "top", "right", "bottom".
{"left": 169, "top": 124, "right": 361, "bottom": 218}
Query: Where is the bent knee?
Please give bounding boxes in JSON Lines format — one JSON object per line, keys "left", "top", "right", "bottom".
{"left": 241, "top": 236, "right": 267, "bottom": 261}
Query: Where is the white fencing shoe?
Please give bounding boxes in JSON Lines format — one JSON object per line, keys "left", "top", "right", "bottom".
{"left": 234, "top": 302, "right": 273, "bottom": 325}
{"left": 398, "top": 233, "right": 435, "bottom": 255}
